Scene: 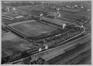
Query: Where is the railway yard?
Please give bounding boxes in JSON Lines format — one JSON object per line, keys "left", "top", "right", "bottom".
{"left": 1, "top": 1, "right": 91, "bottom": 64}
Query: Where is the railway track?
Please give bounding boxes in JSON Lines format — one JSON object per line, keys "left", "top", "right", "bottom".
{"left": 48, "top": 41, "right": 90, "bottom": 64}
{"left": 6, "top": 32, "right": 90, "bottom": 64}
